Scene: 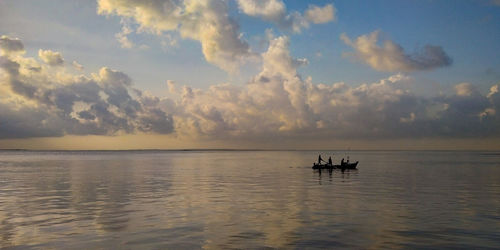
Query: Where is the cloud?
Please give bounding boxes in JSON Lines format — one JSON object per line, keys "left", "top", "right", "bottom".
{"left": 72, "top": 61, "right": 84, "bottom": 71}
{"left": 163, "top": 35, "right": 499, "bottom": 141}
{"left": 0, "top": 102, "right": 64, "bottom": 139}
{"left": 341, "top": 30, "right": 452, "bottom": 72}
{"left": 38, "top": 49, "right": 64, "bottom": 66}
{"left": 0, "top": 36, "right": 173, "bottom": 139}
{"left": 168, "top": 73, "right": 499, "bottom": 141}
{"left": 260, "top": 36, "right": 308, "bottom": 78}
{"left": 454, "top": 82, "right": 478, "bottom": 96}
{"left": 305, "top": 4, "right": 336, "bottom": 24}
{"left": 0, "top": 56, "right": 21, "bottom": 76}
{"left": 236, "top": 0, "right": 335, "bottom": 33}
{"left": 115, "top": 22, "right": 135, "bottom": 49}
{"left": 97, "top": 0, "right": 334, "bottom": 72}
{"left": 236, "top": 0, "right": 286, "bottom": 20}
{"left": 1, "top": 35, "right": 499, "bottom": 142}
{"left": 0, "top": 35, "right": 25, "bottom": 55}
{"left": 487, "top": 84, "right": 500, "bottom": 111}
{"left": 97, "top": 0, "right": 251, "bottom": 72}
{"left": 236, "top": 0, "right": 304, "bottom": 32}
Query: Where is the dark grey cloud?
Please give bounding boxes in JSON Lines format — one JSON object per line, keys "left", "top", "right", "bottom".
{"left": 0, "top": 56, "right": 20, "bottom": 75}
{"left": 0, "top": 36, "right": 24, "bottom": 55}
{"left": 0, "top": 102, "right": 64, "bottom": 139}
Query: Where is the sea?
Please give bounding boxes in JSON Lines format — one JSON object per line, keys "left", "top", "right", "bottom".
{"left": 0, "top": 150, "right": 499, "bottom": 249}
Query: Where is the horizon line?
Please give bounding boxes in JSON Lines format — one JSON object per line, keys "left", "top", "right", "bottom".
{"left": 1, "top": 148, "right": 499, "bottom": 152}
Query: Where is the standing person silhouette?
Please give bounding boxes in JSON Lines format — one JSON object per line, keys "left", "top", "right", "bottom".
{"left": 328, "top": 156, "right": 332, "bottom": 165}
{"left": 318, "top": 155, "right": 323, "bottom": 165}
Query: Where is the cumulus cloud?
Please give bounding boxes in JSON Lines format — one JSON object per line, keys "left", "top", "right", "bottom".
{"left": 0, "top": 35, "right": 25, "bottom": 55}
{"left": 305, "top": 4, "right": 336, "bottom": 24}
{"left": 166, "top": 73, "right": 499, "bottom": 141}
{"left": 341, "top": 30, "right": 452, "bottom": 72}
{"left": 261, "top": 36, "right": 308, "bottom": 78}
{"left": 0, "top": 36, "right": 173, "bottom": 139}
{"left": 1, "top": 35, "right": 499, "bottom": 141}
{"left": 236, "top": 0, "right": 334, "bottom": 33}
{"left": 97, "top": 0, "right": 251, "bottom": 72}
{"left": 97, "top": 0, "right": 335, "bottom": 71}
{"left": 236, "top": 0, "right": 303, "bottom": 32}
{"left": 38, "top": 49, "right": 64, "bottom": 66}
{"left": 162, "top": 35, "right": 499, "bottom": 141}
{"left": 236, "top": 0, "right": 286, "bottom": 20}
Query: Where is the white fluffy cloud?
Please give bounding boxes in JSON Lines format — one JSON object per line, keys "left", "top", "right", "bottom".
{"left": 38, "top": 49, "right": 64, "bottom": 66}
{"left": 236, "top": 0, "right": 286, "bottom": 20}
{"left": 341, "top": 30, "right": 452, "bottom": 72}
{"left": 97, "top": 0, "right": 251, "bottom": 72}
{"left": 236, "top": 0, "right": 334, "bottom": 33}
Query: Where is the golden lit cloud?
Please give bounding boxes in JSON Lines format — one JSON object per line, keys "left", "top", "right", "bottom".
{"left": 38, "top": 49, "right": 64, "bottom": 66}
{"left": 97, "top": 0, "right": 252, "bottom": 72}
{"left": 236, "top": 0, "right": 335, "bottom": 32}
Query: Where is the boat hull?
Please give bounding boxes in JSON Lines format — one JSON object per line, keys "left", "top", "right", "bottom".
{"left": 312, "top": 161, "right": 358, "bottom": 170}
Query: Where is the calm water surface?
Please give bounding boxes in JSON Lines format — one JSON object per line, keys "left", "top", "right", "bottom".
{"left": 0, "top": 150, "right": 499, "bottom": 249}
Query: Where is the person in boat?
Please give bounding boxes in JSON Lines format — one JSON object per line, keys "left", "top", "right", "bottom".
{"left": 328, "top": 156, "right": 332, "bottom": 165}
{"left": 318, "top": 154, "right": 323, "bottom": 165}
{"left": 341, "top": 158, "right": 345, "bottom": 165}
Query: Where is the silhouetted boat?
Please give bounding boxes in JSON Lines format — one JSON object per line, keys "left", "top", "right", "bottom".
{"left": 339, "top": 161, "right": 358, "bottom": 169}
{"left": 312, "top": 163, "right": 334, "bottom": 169}
{"left": 312, "top": 161, "right": 358, "bottom": 170}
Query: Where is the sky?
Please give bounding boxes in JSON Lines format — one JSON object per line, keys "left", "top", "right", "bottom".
{"left": 0, "top": 0, "right": 500, "bottom": 150}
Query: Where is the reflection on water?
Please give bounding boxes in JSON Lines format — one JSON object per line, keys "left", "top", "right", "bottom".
{"left": 0, "top": 150, "right": 499, "bottom": 248}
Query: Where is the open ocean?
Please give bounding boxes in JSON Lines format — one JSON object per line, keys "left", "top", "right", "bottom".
{"left": 0, "top": 150, "right": 499, "bottom": 249}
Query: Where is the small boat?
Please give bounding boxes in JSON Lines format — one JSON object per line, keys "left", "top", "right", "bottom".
{"left": 312, "top": 161, "right": 358, "bottom": 170}
{"left": 312, "top": 163, "right": 334, "bottom": 169}
{"left": 339, "top": 161, "right": 358, "bottom": 170}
